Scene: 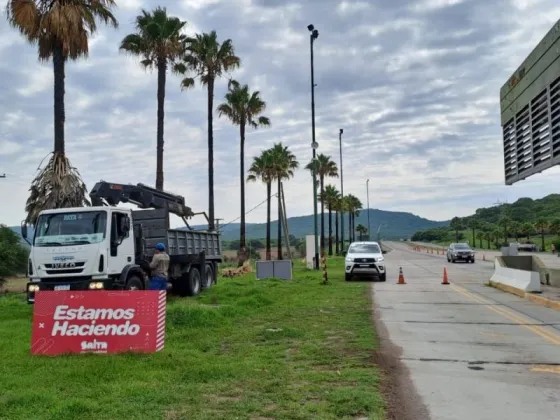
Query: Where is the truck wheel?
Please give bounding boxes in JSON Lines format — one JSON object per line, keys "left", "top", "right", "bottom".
{"left": 186, "top": 267, "right": 201, "bottom": 296}
{"left": 202, "top": 264, "right": 214, "bottom": 289}
{"left": 126, "top": 275, "right": 144, "bottom": 291}
{"left": 345, "top": 273, "right": 352, "bottom": 282}
{"left": 379, "top": 273, "right": 386, "bottom": 282}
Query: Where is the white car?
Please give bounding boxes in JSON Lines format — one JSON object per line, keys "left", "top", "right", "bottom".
{"left": 344, "top": 241, "right": 387, "bottom": 282}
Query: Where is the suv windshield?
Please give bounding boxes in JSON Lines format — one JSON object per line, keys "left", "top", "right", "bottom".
{"left": 34, "top": 211, "right": 107, "bottom": 247}
{"left": 349, "top": 244, "right": 381, "bottom": 254}
{"left": 453, "top": 244, "right": 471, "bottom": 250}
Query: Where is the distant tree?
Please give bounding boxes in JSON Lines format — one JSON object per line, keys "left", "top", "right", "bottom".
{"left": 509, "top": 220, "right": 521, "bottom": 242}
{"left": 476, "top": 230, "right": 484, "bottom": 249}
{"left": 0, "top": 225, "right": 28, "bottom": 284}
{"left": 319, "top": 185, "right": 340, "bottom": 256}
{"left": 534, "top": 218, "right": 549, "bottom": 251}
{"left": 247, "top": 149, "right": 275, "bottom": 260}
{"left": 520, "top": 222, "right": 534, "bottom": 242}
{"left": 356, "top": 224, "right": 368, "bottom": 241}
{"left": 305, "top": 154, "right": 338, "bottom": 252}
{"left": 344, "top": 195, "right": 362, "bottom": 242}
{"left": 120, "top": 7, "right": 187, "bottom": 190}
{"left": 498, "top": 216, "right": 512, "bottom": 245}
{"left": 450, "top": 217, "right": 463, "bottom": 242}
{"left": 549, "top": 218, "right": 560, "bottom": 238}
{"left": 483, "top": 231, "right": 492, "bottom": 249}
{"left": 467, "top": 219, "right": 480, "bottom": 247}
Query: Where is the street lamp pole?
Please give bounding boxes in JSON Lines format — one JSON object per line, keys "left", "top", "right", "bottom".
{"left": 366, "top": 179, "right": 370, "bottom": 240}
{"left": 339, "top": 129, "right": 345, "bottom": 252}
{"left": 308, "top": 24, "right": 320, "bottom": 270}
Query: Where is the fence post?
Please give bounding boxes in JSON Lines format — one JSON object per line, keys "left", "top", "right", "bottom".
{"left": 321, "top": 252, "right": 328, "bottom": 285}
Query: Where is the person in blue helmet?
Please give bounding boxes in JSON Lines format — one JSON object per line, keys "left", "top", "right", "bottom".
{"left": 149, "top": 242, "right": 170, "bottom": 290}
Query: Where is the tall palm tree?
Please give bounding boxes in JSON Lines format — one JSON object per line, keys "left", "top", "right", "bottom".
{"left": 534, "top": 218, "right": 549, "bottom": 251}
{"left": 450, "top": 217, "right": 463, "bottom": 242}
{"left": 467, "top": 219, "right": 479, "bottom": 248}
{"left": 6, "top": 0, "right": 118, "bottom": 224}
{"left": 319, "top": 185, "right": 340, "bottom": 256}
{"left": 247, "top": 150, "right": 275, "bottom": 260}
{"left": 498, "top": 216, "right": 512, "bottom": 245}
{"left": 305, "top": 154, "right": 338, "bottom": 251}
{"left": 476, "top": 230, "right": 484, "bottom": 249}
{"left": 217, "top": 79, "right": 270, "bottom": 262}
{"left": 181, "top": 31, "right": 241, "bottom": 231}
{"left": 333, "top": 196, "right": 343, "bottom": 254}
{"left": 120, "top": 7, "right": 187, "bottom": 191}
{"left": 344, "top": 194, "right": 362, "bottom": 242}
{"left": 520, "top": 222, "right": 533, "bottom": 242}
{"left": 269, "top": 143, "right": 299, "bottom": 260}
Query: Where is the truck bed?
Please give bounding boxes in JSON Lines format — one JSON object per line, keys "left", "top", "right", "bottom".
{"left": 132, "top": 208, "right": 221, "bottom": 260}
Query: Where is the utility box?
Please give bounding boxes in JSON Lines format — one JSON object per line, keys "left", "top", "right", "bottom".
{"left": 255, "top": 260, "right": 293, "bottom": 280}
{"left": 305, "top": 235, "right": 316, "bottom": 269}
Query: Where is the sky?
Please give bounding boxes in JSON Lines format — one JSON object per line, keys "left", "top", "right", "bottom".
{"left": 2, "top": 0, "right": 560, "bottom": 228}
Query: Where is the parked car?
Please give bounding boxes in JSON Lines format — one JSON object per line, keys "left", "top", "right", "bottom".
{"left": 446, "top": 243, "right": 475, "bottom": 263}
{"left": 344, "top": 241, "right": 387, "bottom": 282}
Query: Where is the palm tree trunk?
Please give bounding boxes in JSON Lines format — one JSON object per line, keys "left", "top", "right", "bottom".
{"left": 155, "top": 60, "right": 166, "bottom": 190}
{"left": 266, "top": 181, "right": 271, "bottom": 260}
{"left": 320, "top": 176, "right": 325, "bottom": 252}
{"left": 277, "top": 179, "right": 282, "bottom": 260}
{"left": 53, "top": 42, "right": 65, "bottom": 154}
{"left": 335, "top": 210, "right": 339, "bottom": 254}
{"left": 328, "top": 207, "right": 333, "bottom": 256}
{"left": 239, "top": 121, "right": 246, "bottom": 265}
{"left": 541, "top": 230, "right": 545, "bottom": 251}
{"left": 472, "top": 228, "right": 475, "bottom": 247}
{"left": 207, "top": 78, "right": 216, "bottom": 231}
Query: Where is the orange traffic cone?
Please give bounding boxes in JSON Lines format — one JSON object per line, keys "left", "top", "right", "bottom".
{"left": 442, "top": 267, "right": 449, "bottom": 285}
{"left": 397, "top": 267, "right": 406, "bottom": 284}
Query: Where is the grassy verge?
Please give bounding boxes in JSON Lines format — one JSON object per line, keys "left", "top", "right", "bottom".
{"left": 0, "top": 258, "right": 384, "bottom": 420}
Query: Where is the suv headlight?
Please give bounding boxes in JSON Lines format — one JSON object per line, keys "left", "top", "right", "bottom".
{"left": 345, "top": 257, "right": 354, "bottom": 262}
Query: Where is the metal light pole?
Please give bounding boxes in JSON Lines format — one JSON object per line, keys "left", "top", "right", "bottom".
{"left": 308, "top": 24, "right": 320, "bottom": 270}
{"left": 339, "top": 129, "right": 344, "bottom": 252}
{"left": 366, "top": 179, "right": 370, "bottom": 240}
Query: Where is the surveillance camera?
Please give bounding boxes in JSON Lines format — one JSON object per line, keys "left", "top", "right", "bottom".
{"left": 312, "top": 29, "right": 319, "bottom": 39}
{"left": 307, "top": 24, "right": 314, "bottom": 31}
{"left": 340, "top": 129, "right": 343, "bottom": 134}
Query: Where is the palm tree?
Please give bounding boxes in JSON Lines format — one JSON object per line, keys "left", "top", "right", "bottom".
{"left": 333, "top": 196, "right": 343, "bottom": 254}
{"left": 498, "top": 216, "right": 512, "bottom": 245}
{"left": 467, "top": 219, "right": 479, "bottom": 248}
{"left": 305, "top": 154, "right": 338, "bottom": 251}
{"left": 483, "top": 231, "right": 492, "bottom": 249}
{"left": 535, "top": 218, "right": 549, "bottom": 251}
{"left": 476, "top": 230, "right": 484, "bottom": 249}
{"left": 450, "top": 217, "right": 463, "bottom": 242}
{"left": 319, "top": 185, "right": 340, "bottom": 256}
{"left": 181, "top": 31, "right": 241, "bottom": 231}
{"left": 344, "top": 194, "right": 362, "bottom": 242}
{"left": 269, "top": 143, "right": 299, "bottom": 260}
{"left": 6, "top": 0, "right": 118, "bottom": 224}
{"left": 120, "top": 7, "right": 187, "bottom": 191}
{"left": 510, "top": 220, "right": 521, "bottom": 242}
{"left": 247, "top": 150, "right": 275, "bottom": 260}
{"left": 217, "top": 79, "right": 270, "bottom": 262}
{"left": 356, "top": 224, "right": 367, "bottom": 241}
{"left": 520, "top": 222, "right": 533, "bottom": 242}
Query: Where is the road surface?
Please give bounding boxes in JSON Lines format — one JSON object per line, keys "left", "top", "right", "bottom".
{"left": 374, "top": 241, "right": 560, "bottom": 420}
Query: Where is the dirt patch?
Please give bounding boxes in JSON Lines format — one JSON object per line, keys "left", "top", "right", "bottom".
{"left": 370, "top": 286, "right": 431, "bottom": 420}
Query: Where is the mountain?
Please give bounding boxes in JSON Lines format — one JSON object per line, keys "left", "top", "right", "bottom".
{"left": 193, "top": 209, "right": 448, "bottom": 240}
{"left": 7, "top": 209, "right": 448, "bottom": 242}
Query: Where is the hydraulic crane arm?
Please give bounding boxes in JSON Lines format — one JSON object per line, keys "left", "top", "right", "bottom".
{"left": 89, "top": 181, "right": 195, "bottom": 219}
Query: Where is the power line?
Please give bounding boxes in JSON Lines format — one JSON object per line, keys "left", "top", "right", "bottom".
{"left": 220, "top": 193, "right": 279, "bottom": 230}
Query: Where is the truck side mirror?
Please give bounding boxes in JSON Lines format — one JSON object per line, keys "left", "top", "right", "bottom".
{"left": 21, "top": 221, "right": 27, "bottom": 239}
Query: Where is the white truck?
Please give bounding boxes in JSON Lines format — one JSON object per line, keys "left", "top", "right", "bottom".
{"left": 23, "top": 181, "right": 222, "bottom": 303}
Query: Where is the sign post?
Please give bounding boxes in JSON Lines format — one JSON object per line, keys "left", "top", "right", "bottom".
{"left": 31, "top": 291, "right": 167, "bottom": 356}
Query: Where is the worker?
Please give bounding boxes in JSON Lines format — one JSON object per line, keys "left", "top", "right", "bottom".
{"left": 149, "top": 243, "right": 170, "bottom": 290}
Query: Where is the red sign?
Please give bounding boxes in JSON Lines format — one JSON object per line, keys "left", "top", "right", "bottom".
{"left": 31, "top": 291, "right": 166, "bottom": 356}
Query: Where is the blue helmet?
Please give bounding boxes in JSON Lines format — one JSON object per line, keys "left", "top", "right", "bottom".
{"left": 155, "top": 243, "right": 165, "bottom": 251}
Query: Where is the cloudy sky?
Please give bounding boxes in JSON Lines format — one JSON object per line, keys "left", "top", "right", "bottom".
{"left": 1, "top": 0, "right": 560, "bottom": 228}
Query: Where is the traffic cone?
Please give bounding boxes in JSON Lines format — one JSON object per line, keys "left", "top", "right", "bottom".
{"left": 442, "top": 267, "right": 449, "bottom": 285}
{"left": 397, "top": 267, "right": 406, "bottom": 284}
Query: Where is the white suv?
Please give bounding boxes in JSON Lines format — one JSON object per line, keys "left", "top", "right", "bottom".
{"left": 344, "top": 241, "right": 386, "bottom": 282}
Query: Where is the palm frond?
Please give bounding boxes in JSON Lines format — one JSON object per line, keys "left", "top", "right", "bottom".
{"left": 25, "top": 152, "right": 90, "bottom": 225}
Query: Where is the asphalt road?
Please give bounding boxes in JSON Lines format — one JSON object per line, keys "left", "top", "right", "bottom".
{"left": 374, "top": 241, "right": 560, "bottom": 420}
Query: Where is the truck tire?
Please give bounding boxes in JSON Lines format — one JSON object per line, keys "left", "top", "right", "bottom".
{"left": 202, "top": 264, "right": 214, "bottom": 289}
{"left": 179, "top": 267, "right": 202, "bottom": 296}
{"left": 379, "top": 273, "right": 386, "bottom": 282}
{"left": 126, "top": 275, "right": 144, "bottom": 291}
{"left": 345, "top": 273, "right": 352, "bottom": 282}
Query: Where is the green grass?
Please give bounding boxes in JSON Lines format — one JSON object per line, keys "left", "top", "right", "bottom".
{"left": 0, "top": 258, "right": 385, "bottom": 420}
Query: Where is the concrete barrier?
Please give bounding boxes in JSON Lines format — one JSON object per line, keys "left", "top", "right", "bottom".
{"left": 490, "top": 257, "right": 541, "bottom": 293}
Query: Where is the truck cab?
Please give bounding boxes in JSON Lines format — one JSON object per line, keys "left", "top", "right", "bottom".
{"left": 25, "top": 206, "right": 142, "bottom": 302}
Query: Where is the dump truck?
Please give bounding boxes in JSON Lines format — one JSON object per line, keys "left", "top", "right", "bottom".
{"left": 22, "top": 181, "right": 222, "bottom": 303}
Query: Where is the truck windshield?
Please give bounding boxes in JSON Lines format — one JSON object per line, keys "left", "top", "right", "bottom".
{"left": 34, "top": 211, "right": 107, "bottom": 247}
{"left": 349, "top": 244, "right": 381, "bottom": 254}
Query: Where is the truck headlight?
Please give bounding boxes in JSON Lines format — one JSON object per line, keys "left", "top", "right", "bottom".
{"left": 345, "top": 258, "right": 354, "bottom": 262}
{"left": 28, "top": 284, "right": 40, "bottom": 292}
{"left": 89, "top": 282, "right": 104, "bottom": 290}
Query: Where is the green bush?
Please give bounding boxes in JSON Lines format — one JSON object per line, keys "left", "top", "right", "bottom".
{"left": 0, "top": 226, "right": 29, "bottom": 284}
